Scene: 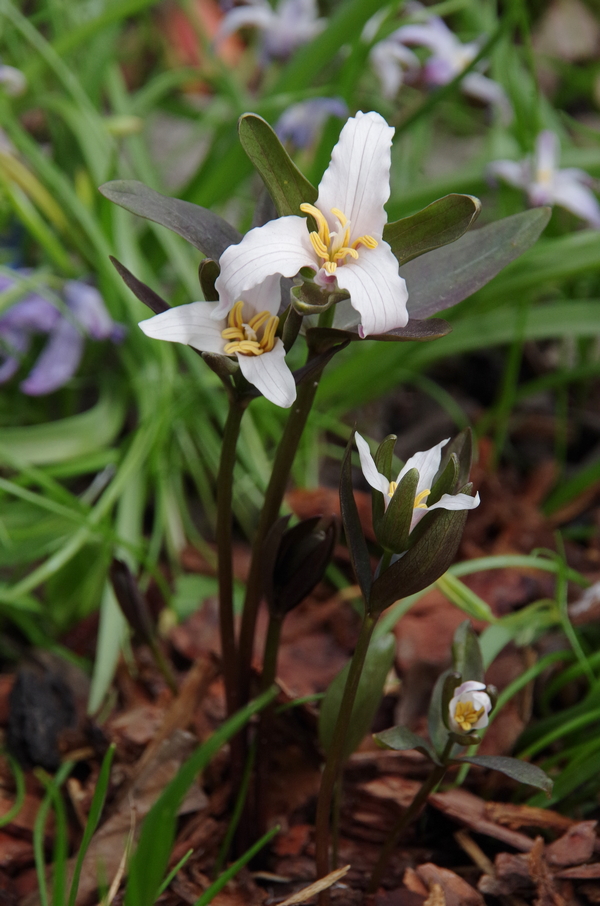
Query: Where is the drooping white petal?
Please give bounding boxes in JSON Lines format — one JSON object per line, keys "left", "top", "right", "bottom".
{"left": 355, "top": 432, "right": 390, "bottom": 497}
{"left": 241, "top": 273, "right": 284, "bottom": 317}
{"left": 397, "top": 437, "right": 449, "bottom": 493}
{"left": 316, "top": 111, "right": 394, "bottom": 240}
{"left": 461, "top": 72, "right": 513, "bottom": 123}
{"left": 552, "top": 175, "right": 600, "bottom": 228}
{"left": 487, "top": 159, "right": 528, "bottom": 191}
{"left": 237, "top": 338, "right": 296, "bottom": 407}
{"left": 334, "top": 242, "right": 408, "bottom": 338}
{"left": 214, "top": 216, "right": 315, "bottom": 318}
{"left": 426, "top": 490, "right": 481, "bottom": 514}
{"left": 139, "top": 301, "right": 225, "bottom": 355}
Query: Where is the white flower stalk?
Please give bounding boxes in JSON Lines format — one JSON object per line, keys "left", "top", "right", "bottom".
{"left": 448, "top": 681, "right": 492, "bottom": 734}
{"left": 355, "top": 433, "right": 480, "bottom": 532}
{"left": 139, "top": 275, "right": 296, "bottom": 408}
{"left": 215, "top": 111, "right": 409, "bottom": 338}
{"left": 488, "top": 130, "right": 600, "bottom": 229}
{"left": 215, "top": 0, "right": 325, "bottom": 61}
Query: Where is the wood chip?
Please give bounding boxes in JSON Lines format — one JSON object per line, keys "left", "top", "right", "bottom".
{"left": 416, "top": 864, "right": 484, "bottom": 906}
{"left": 545, "top": 821, "right": 597, "bottom": 867}
{"left": 422, "top": 883, "right": 445, "bottom": 906}
{"left": 275, "top": 865, "right": 351, "bottom": 905}
{"left": 484, "top": 802, "right": 573, "bottom": 832}
{"left": 429, "top": 788, "right": 535, "bottom": 852}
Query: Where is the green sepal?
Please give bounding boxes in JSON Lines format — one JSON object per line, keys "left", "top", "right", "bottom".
{"left": 440, "top": 428, "right": 473, "bottom": 488}
{"left": 238, "top": 113, "right": 318, "bottom": 217}
{"left": 99, "top": 180, "right": 241, "bottom": 259}
{"left": 319, "top": 633, "right": 396, "bottom": 759}
{"left": 280, "top": 305, "right": 303, "bottom": 351}
{"left": 450, "top": 731, "right": 482, "bottom": 746}
{"left": 109, "top": 256, "right": 169, "bottom": 315}
{"left": 374, "top": 726, "right": 441, "bottom": 765}
{"left": 201, "top": 352, "right": 238, "bottom": 382}
{"left": 340, "top": 432, "right": 372, "bottom": 600}
{"left": 372, "top": 434, "right": 397, "bottom": 532}
{"left": 291, "top": 281, "right": 348, "bottom": 314}
{"left": 383, "top": 194, "right": 481, "bottom": 266}
{"left": 452, "top": 755, "right": 553, "bottom": 796}
{"left": 452, "top": 620, "right": 485, "bottom": 683}
{"left": 368, "top": 508, "right": 468, "bottom": 615}
{"left": 377, "top": 468, "right": 419, "bottom": 553}
{"left": 441, "top": 672, "right": 462, "bottom": 731}
{"left": 428, "top": 669, "right": 453, "bottom": 757}
{"left": 427, "top": 453, "right": 459, "bottom": 507}
{"left": 198, "top": 259, "right": 220, "bottom": 302}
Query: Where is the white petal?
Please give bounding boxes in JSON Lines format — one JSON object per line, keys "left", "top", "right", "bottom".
{"left": 241, "top": 274, "right": 284, "bottom": 316}
{"left": 237, "top": 339, "right": 296, "bottom": 407}
{"left": 456, "top": 681, "right": 486, "bottom": 695}
{"left": 316, "top": 111, "right": 394, "bottom": 240}
{"left": 333, "top": 242, "right": 408, "bottom": 338}
{"left": 534, "top": 130, "right": 559, "bottom": 179}
{"left": 216, "top": 4, "right": 274, "bottom": 41}
{"left": 355, "top": 432, "right": 390, "bottom": 496}
{"left": 398, "top": 438, "right": 449, "bottom": 492}
{"left": 139, "top": 302, "right": 225, "bottom": 354}
{"left": 487, "top": 159, "right": 528, "bottom": 190}
{"left": 552, "top": 176, "right": 600, "bottom": 228}
{"left": 393, "top": 21, "right": 456, "bottom": 58}
{"left": 461, "top": 72, "right": 513, "bottom": 123}
{"left": 426, "top": 490, "right": 481, "bottom": 514}
{"left": 215, "top": 216, "right": 315, "bottom": 317}
{"left": 370, "top": 41, "right": 419, "bottom": 99}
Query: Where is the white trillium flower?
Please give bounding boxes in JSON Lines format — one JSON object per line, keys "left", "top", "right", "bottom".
{"left": 488, "top": 130, "right": 600, "bottom": 229}
{"left": 216, "top": 0, "right": 325, "bottom": 61}
{"left": 215, "top": 111, "right": 409, "bottom": 338}
{"left": 355, "top": 433, "right": 480, "bottom": 533}
{"left": 139, "top": 275, "right": 296, "bottom": 408}
{"left": 448, "top": 681, "right": 492, "bottom": 734}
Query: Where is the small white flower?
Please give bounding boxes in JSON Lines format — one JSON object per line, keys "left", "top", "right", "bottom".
{"left": 215, "top": 111, "right": 409, "bottom": 338}
{"left": 0, "top": 64, "right": 27, "bottom": 97}
{"left": 355, "top": 433, "right": 480, "bottom": 532}
{"left": 216, "top": 0, "right": 325, "bottom": 61}
{"left": 139, "top": 275, "right": 296, "bottom": 408}
{"left": 448, "top": 681, "right": 492, "bottom": 734}
{"left": 488, "top": 130, "right": 600, "bottom": 229}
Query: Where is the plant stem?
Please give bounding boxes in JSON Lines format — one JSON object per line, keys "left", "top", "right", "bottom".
{"left": 255, "top": 614, "right": 283, "bottom": 838}
{"left": 315, "top": 612, "right": 377, "bottom": 906}
{"left": 217, "top": 396, "right": 246, "bottom": 716}
{"left": 367, "top": 738, "right": 454, "bottom": 893}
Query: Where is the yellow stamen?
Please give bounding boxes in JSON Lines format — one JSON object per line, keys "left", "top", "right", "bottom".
{"left": 300, "top": 202, "right": 379, "bottom": 272}
{"left": 388, "top": 481, "right": 397, "bottom": 497}
{"left": 414, "top": 488, "right": 431, "bottom": 510}
{"left": 454, "top": 701, "right": 485, "bottom": 732}
{"left": 221, "top": 302, "right": 279, "bottom": 357}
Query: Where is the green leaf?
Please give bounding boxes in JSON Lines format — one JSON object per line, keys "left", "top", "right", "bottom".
{"left": 198, "top": 259, "right": 220, "bottom": 302}
{"left": 238, "top": 114, "right": 317, "bottom": 217}
{"left": 369, "top": 509, "right": 468, "bottom": 614}
{"left": 384, "top": 194, "right": 481, "bottom": 266}
{"left": 374, "top": 725, "right": 440, "bottom": 764}
{"left": 438, "top": 573, "right": 496, "bottom": 624}
{"left": 451, "top": 620, "right": 484, "bottom": 683}
{"left": 339, "top": 433, "right": 372, "bottom": 600}
{"left": 428, "top": 669, "right": 452, "bottom": 756}
{"left": 403, "top": 208, "right": 551, "bottom": 318}
{"left": 110, "top": 256, "right": 169, "bottom": 314}
{"left": 428, "top": 453, "right": 459, "bottom": 506}
{"left": 124, "top": 686, "right": 277, "bottom": 906}
{"left": 99, "top": 180, "right": 241, "bottom": 259}
{"left": 378, "top": 468, "right": 419, "bottom": 553}
{"left": 319, "top": 633, "right": 396, "bottom": 759}
{"left": 455, "top": 755, "right": 553, "bottom": 795}
{"left": 372, "top": 434, "right": 397, "bottom": 531}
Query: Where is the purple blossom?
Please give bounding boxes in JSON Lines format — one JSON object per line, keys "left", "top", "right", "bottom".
{"left": 488, "top": 131, "right": 600, "bottom": 229}
{"left": 0, "top": 273, "right": 126, "bottom": 395}
{"left": 215, "top": 0, "right": 325, "bottom": 62}
{"left": 275, "top": 98, "right": 348, "bottom": 149}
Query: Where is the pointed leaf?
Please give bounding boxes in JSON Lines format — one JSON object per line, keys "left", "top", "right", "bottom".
{"left": 307, "top": 318, "right": 451, "bottom": 345}
{"left": 438, "top": 573, "right": 496, "bottom": 624}
{"left": 372, "top": 434, "right": 397, "bottom": 532}
{"left": 199, "top": 259, "right": 220, "bottom": 302}
{"left": 428, "top": 668, "right": 452, "bottom": 756}
{"left": 340, "top": 432, "right": 372, "bottom": 600}
{"left": 378, "top": 468, "right": 419, "bottom": 553}
{"left": 374, "top": 726, "right": 440, "bottom": 764}
{"left": 99, "top": 180, "right": 241, "bottom": 259}
{"left": 319, "top": 633, "right": 396, "bottom": 758}
{"left": 403, "top": 208, "right": 551, "bottom": 318}
{"left": 428, "top": 453, "right": 459, "bottom": 506}
{"left": 451, "top": 620, "right": 484, "bottom": 683}
{"left": 440, "top": 429, "right": 473, "bottom": 488}
{"left": 110, "top": 256, "right": 169, "bottom": 314}
{"left": 369, "top": 509, "right": 468, "bottom": 614}
{"left": 238, "top": 114, "right": 317, "bottom": 217}
{"left": 455, "top": 755, "right": 553, "bottom": 795}
{"left": 384, "top": 194, "right": 481, "bottom": 266}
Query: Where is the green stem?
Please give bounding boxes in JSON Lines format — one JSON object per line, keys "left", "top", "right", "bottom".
{"left": 261, "top": 614, "right": 283, "bottom": 693}
{"left": 315, "top": 612, "right": 377, "bottom": 906}
{"left": 255, "top": 614, "right": 283, "bottom": 838}
{"left": 367, "top": 738, "right": 453, "bottom": 893}
{"left": 217, "top": 397, "right": 246, "bottom": 716}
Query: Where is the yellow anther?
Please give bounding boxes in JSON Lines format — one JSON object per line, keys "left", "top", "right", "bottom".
{"left": 413, "top": 488, "right": 431, "bottom": 510}
{"left": 229, "top": 300, "right": 245, "bottom": 330}
{"left": 260, "top": 316, "right": 278, "bottom": 352}
{"left": 352, "top": 234, "right": 378, "bottom": 250}
{"left": 221, "top": 327, "right": 245, "bottom": 341}
{"left": 331, "top": 207, "right": 348, "bottom": 228}
{"left": 333, "top": 246, "right": 358, "bottom": 261}
{"left": 300, "top": 203, "right": 330, "bottom": 244}
{"left": 301, "top": 200, "right": 377, "bottom": 272}
{"left": 388, "top": 481, "right": 397, "bottom": 497}
{"left": 454, "top": 701, "right": 485, "bottom": 732}
{"left": 221, "top": 309, "right": 279, "bottom": 358}
{"left": 324, "top": 261, "right": 337, "bottom": 275}
{"left": 309, "top": 232, "right": 329, "bottom": 259}
{"left": 248, "top": 310, "right": 270, "bottom": 331}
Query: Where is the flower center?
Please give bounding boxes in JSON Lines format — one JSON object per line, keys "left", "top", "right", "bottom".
{"left": 221, "top": 301, "right": 279, "bottom": 357}
{"left": 387, "top": 482, "right": 431, "bottom": 510}
{"left": 300, "top": 203, "right": 378, "bottom": 276}
{"left": 536, "top": 166, "right": 553, "bottom": 186}
{"left": 454, "top": 700, "right": 485, "bottom": 732}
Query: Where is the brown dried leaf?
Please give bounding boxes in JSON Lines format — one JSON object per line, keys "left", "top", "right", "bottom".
{"left": 276, "top": 865, "right": 351, "bottom": 905}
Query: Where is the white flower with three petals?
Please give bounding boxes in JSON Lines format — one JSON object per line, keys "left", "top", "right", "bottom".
{"left": 138, "top": 275, "right": 296, "bottom": 408}
{"left": 214, "top": 111, "right": 409, "bottom": 339}
{"left": 355, "top": 433, "right": 480, "bottom": 533}
{"left": 448, "top": 681, "right": 492, "bottom": 734}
